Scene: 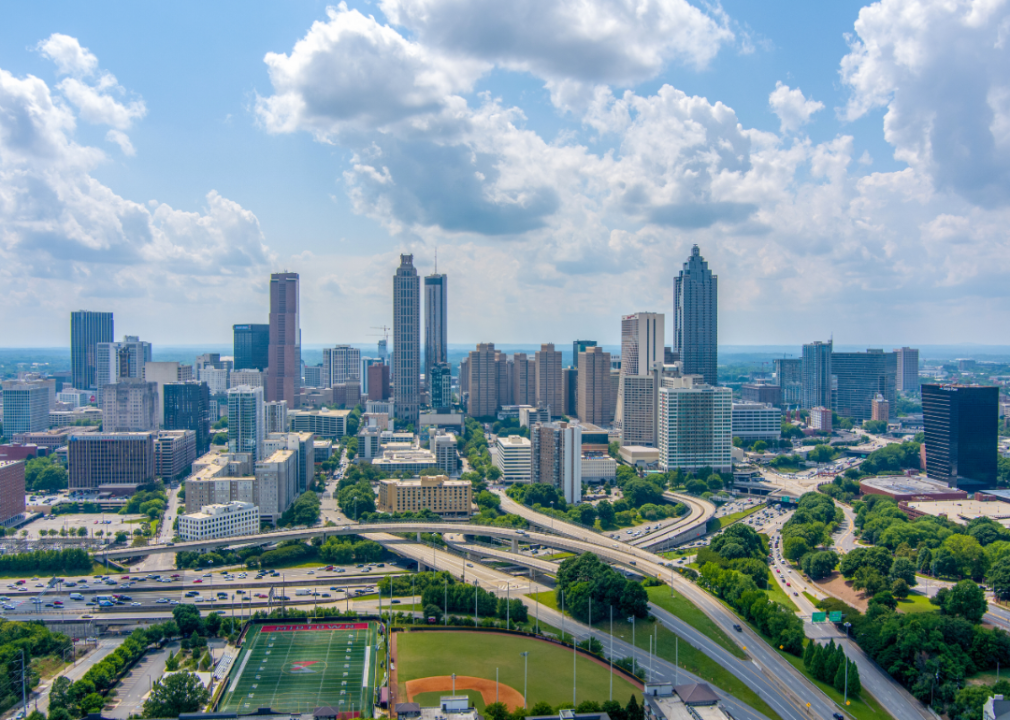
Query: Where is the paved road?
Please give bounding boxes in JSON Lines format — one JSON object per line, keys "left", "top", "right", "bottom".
{"left": 106, "top": 642, "right": 175, "bottom": 719}
{"left": 135, "top": 485, "right": 181, "bottom": 573}
{"left": 33, "top": 638, "right": 125, "bottom": 714}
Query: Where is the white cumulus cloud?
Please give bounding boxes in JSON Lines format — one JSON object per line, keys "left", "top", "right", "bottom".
{"left": 768, "top": 81, "right": 824, "bottom": 133}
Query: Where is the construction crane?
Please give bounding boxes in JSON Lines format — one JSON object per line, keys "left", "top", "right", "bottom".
{"left": 370, "top": 325, "right": 391, "bottom": 343}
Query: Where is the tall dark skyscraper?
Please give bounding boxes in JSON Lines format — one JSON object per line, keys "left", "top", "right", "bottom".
{"left": 802, "top": 340, "right": 833, "bottom": 409}
{"left": 429, "top": 362, "right": 452, "bottom": 411}
{"left": 572, "top": 340, "right": 596, "bottom": 370}
{"left": 265, "top": 272, "right": 301, "bottom": 409}
{"left": 234, "top": 324, "right": 269, "bottom": 371}
{"left": 424, "top": 270, "right": 447, "bottom": 385}
{"left": 922, "top": 383, "right": 998, "bottom": 492}
{"left": 393, "top": 255, "right": 420, "bottom": 425}
{"left": 163, "top": 381, "right": 211, "bottom": 455}
{"left": 71, "top": 310, "right": 113, "bottom": 391}
{"left": 831, "top": 349, "right": 896, "bottom": 420}
{"left": 673, "top": 245, "right": 718, "bottom": 386}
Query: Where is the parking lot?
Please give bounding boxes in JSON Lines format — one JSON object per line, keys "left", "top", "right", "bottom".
{"left": 22, "top": 512, "right": 144, "bottom": 539}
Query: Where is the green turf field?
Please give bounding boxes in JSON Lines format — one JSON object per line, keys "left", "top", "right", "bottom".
{"left": 220, "top": 621, "right": 378, "bottom": 715}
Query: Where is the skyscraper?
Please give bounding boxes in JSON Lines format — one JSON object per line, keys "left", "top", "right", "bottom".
{"left": 71, "top": 311, "right": 113, "bottom": 392}
{"left": 424, "top": 271, "right": 448, "bottom": 386}
{"left": 1, "top": 381, "right": 50, "bottom": 434}
{"left": 234, "top": 324, "right": 269, "bottom": 371}
{"left": 96, "top": 336, "right": 152, "bottom": 403}
{"left": 102, "top": 380, "right": 159, "bottom": 432}
{"left": 572, "top": 340, "right": 597, "bottom": 370}
{"left": 530, "top": 422, "right": 582, "bottom": 504}
{"left": 367, "top": 363, "right": 391, "bottom": 401}
{"left": 429, "top": 362, "right": 452, "bottom": 411}
{"left": 896, "top": 347, "right": 920, "bottom": 393}
{"left": 922, "top": 383, "right": 998, "bottom": 492}
{"left": 673, "top": 245, "right": 718, "bottom": 386}
{"left": 163, "top": 381, "right": 212, "bottom": 455}
{"left": 831, "top": 349, "right": 897, "bottom": 421}
{"left": 615, "top": 312, "right": 664, "bottom": 444}
{"left": 393, "top": 255, "right": 420, "bottom": 426}
{"left": 577, "top": 346, "right": 611, "bottom": 425}
{"left": 322, "top": 346, "right": 361, "bottom": 386}
{"left": 658, "top": 377, "right": 733, "bottom": 472}
{"left": 466, "top": 343, "right": 500, "bottom": 418}
{"left": 228, "top": 385, "right": 265, "bottom": 460}
{"left": 512, "top": 353, "right": 536, "bottom": 406}
{"left": 265, "top": 272, "right": 301, "bottom": 409}
{"left": 535, "top": 343, "right": 563, "bottom": 416}
{"left": 774, "top": 358, "right": 803, "bottom": 406}
{"left": 801, "top": 340, "right": 833, "bottom": 409}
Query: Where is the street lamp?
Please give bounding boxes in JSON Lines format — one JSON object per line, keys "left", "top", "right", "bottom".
{"left": 843, "top": 621, "right": 851, "bottom": 638}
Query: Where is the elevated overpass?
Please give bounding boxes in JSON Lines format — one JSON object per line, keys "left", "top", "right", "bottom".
{"left": 629, "top": 492, "right": 715, "bottom": 550}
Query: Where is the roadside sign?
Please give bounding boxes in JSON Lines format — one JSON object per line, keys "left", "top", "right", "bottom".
{"left": 811, "top": 612, "right": 827, "bottom": 623}
{"left": 829, "top": 611, "right": 843, "bottom": 622}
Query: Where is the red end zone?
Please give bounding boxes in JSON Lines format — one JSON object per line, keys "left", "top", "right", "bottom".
{"left": 261, "top": 623, "right": 368, "bottom": 632}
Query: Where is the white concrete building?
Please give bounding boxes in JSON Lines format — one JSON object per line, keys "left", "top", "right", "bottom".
{"left": 494, "top": 434, "right": 532, "bottom": 483}
{"left": 581, "top": 455, "right": 617, "bottom": 482}
{"left": 199, "top": 367, "right": 230, "bottom": 395}
{"left": 230, "top": 369, "right": 264, "bottom": 388}
{"left": 658, "top": 377, "right": 733, "bottom": 472}
{"left": 731, "top": 402, "right": 782, "bottom": 442}
{"left": 178, "top": 501, "right": 260, "bottom": 541}
{"left": 432, "top": 431, "right": 459, "bottom": 475}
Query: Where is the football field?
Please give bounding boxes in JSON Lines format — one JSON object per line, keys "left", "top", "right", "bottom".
{"left": 220, "top": 621, "right": 378, "bottom": 716}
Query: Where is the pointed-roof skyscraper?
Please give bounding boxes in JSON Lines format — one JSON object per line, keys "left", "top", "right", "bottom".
{"left": 673, "top": 245, "right": 718, "bottom": 386}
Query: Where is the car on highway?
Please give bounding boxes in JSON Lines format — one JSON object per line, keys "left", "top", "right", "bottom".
{"left": 156, "top": 598, "right": 169, "bottom": 603}
{"left": 193, "top": 579, "right": 203, "bottom": 584}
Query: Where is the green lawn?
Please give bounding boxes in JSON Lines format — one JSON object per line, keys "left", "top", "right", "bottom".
{"left": 540, "top": 552, "right": 576, "bottom": 562}
{"left": 396, "top": 631, "right": 641, "bottom": 708}
{"left": 896, "top": 592, "right": 936, "bottom": 614}
{"left": 765, "top": 580, "right": 800, "bottom": 612}
{"left": 645, "top": 587, "right": 745, "bottom": 659}
{"left": 718, "top": 505, "right": 764, "bottom": 529}
{"left": 781, "top": 648, "right": 893, "bottom": 720}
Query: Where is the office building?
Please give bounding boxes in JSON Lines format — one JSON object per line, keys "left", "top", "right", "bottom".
{"left": 265, "top": 401, "right": 288, "bottom": 434}
{"left": 425, "top": 271, "right": 448, "bottom": 386}
{"left": 577, "top": 346, "right": 611, "bottom": 426}
{"left": 71, "top": 311, "right": 114, "bottom": 391}
{"left": 432, "top": 431, "right": 459, "bottom": 475}
{"left": 96, "top": 336, "right": 152, "bottom": 403}
{"left": 163, "top": 381, "right": 212, "bottom": 455}
{"left": 288, "top": 408, "right": 352, "bottom": 439}
{"left": 582, "top": 455, "right": 617, "bottom": 483}
{"left": 265, "top": 272, "right": 301, "bottom": 409}
{"left": 360, "top": 357, "right": 381, "bottom": 395}
{"left": 154, "top": 430, "right": 196, "bottom": 480}
{"left": 741, "top": 384, "right": 782, "bottom": 406}
{"left": 323, "top": 345, "right": 361, "bottom": 387}
{"left": 0, "top": 461, "right": 26, "bottom": 525}
{"left": 731, "top": 402, "right": 782, "bottom": 442}
{"left": 228, "top": 385, "right": 265, "bottom": 460}
{"left": 801, "top": 341, "right": 833, "bottom": 409}
{"left": 467, "top": 343, "right": 502, "bottom": 418}
{"left": 234, "top": 324, "right": 270, "bottom": 371}
{"left": 871, "top": 395, "right": 890, "bottom": 423}
{"left": 832, "top": 349, "right": 897, "bottom": 421}
{"left": 377, "top": 475, "right": 472, "bottom": 518}
{"left": 102, "top": 380, "right": 159, "bottom": 432}
{"left": 572, "top": 340, "right": 597, "bottom": 370}
{"left": 896, "top": 347, "right": 920, "bottom": 393}
{"left": 531, "top": 421, "right": 582, "bottom": 504}
{"left": 616, "top": 312, "right": 664, "bottom": 443}
{"left": 178, "top": 501, "right": 260, "bottom": 541}
{"left": 519, "top": 406, "right": 551, "bottom": 428}
{"left": 673, "top": 245, "right": 718, "bottom": 386}
{"left": 619, "top": 374, "right": 656, "bottom": 447}
{"left": 303, "top": 365, "right": 323, "bottom": 388}
{"left": 535, "top": 344, "right": 563, "bottom": 417}
{"left": 658, "top": 377, "right": 733, "bottom": 472}
{"left": 1, "top": 381, "right": 50, "bottom": 434}
{"left": 560, "top": 367, "right": 577, "bottom": 416}
{"left": 371, "top": 448, "right": 440, "bottom": 476}
{"left": 367, "top": 363, "right": 391, "bottom": 401}
{"left": 494, "top": 434, "right": 532, "bottom": 483}
{"left": 923, "top": 383, "right": 999, "bottom": 492}
{"left": 393, "top": 255, "right": 420, "bottom": 426}
{"left": 68, "top": 432, "right": 156, "bottom": 493}
{"left": 774, "top": 358, "right": 803, "bottom": 406}
{"left": 57, "top": 389, "right": 90, "bottom": 408}
{"left": 199, "top": 367, "right": 230, "bottom": 395}
{"left": 230, "top": 369, "right": 263, "bottom": 389}
{"left": 809, "top": 406, "right": 832, "bottom": 431}
{"left": 144, "top": 361, "right": 193, "bottom": 423}
{"left": 429, "top": 362, "right": 452, "bottom": 411}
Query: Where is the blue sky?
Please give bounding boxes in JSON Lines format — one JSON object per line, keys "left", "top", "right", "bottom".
{"left": 1, "top": 0, "right": 1008, "bottom": 349}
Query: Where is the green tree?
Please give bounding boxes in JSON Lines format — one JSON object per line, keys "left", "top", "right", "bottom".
{"left": 783, "top": 536, "right": 810, "bottom": 562}
{"left": 172, "top": 604, "right": 203, "bottom": 636}
{"left": 852, "top": 566, "right": 887, "bottom": 596}
{"left": 891, "top": 578, "right": 909, "bottom": 599}
{"left": 988, "top": 556, "right": 1010, "bottom": 600}
{"left": 142, "top": 672, "right": 210, "bottom": 718}
{"left": 80, "top": 694, "right": 105, "bottom": 715}
{"left": 889, "top": 557, "right": 917, "bottom": 586}
{"left": 706, "top": 474, "right": 724, "bottom": 491}
{"left": 165, "top": 650, "right": 180, "bottom": 672}
{"left": 940, "top": 579, "right": 988, "bottom": 622}
{"left": 597, "top": 500, "right": 616, "bottom": 527}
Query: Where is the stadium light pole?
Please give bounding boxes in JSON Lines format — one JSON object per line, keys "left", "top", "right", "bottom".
{"left": 475, "top": 580, "right": 479, "bottom": 627}
{"left": 444, "top": 578, "right": 448, "bottom": 626}
{"left": 520, "top": 652, "right": 529, "bottom": 709}
{"left": 630, "top": 615, "right": 635, "bottom": 678}
{"left": 609, "top": 606, "right": 613, "bottom": 701}
{"left": 573, "top": 620, "right": 577, "bottom": 707}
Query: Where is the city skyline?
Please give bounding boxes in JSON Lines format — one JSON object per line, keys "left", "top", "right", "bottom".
{"left": 3, "top": 1, "right": 1010, "bottom": 346}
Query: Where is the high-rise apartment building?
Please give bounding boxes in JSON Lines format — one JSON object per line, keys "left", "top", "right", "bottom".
{"left": 572, "top": 340, "right": 597, "bottom": 370}
{"left": 71, "top": 311, "right": 113, "bottom": 391}
{"left": 616, "top": 312, "right": 664, "bottom": 444}
{"left": 577, "top": 346, "right": 611, "bottom": 425}
{"left": 467, "top": 343, "right": 501, "bottom": 418}
{"left": 425, "top": 271, "right": 448, "bottom": 386}
{"left": 896, "top": 347, "right": 920, "bottom": 393}
{"left": 774, "top": 358, "right": 803, "bottom": 406}
{"left": 512, "top": 353, "right": 536, "bottom": 406}
{"left": 367, "top": 363, "right": 390, "bottom": 401}
{"left": 831, "top": 349, "right": 896, "bottom": 421}
{"left": 68, "top": 432, "right": 156, "bottom": 493}
{"left": 535, "top": 343, "right": 563, "bottom": 417}
{"left": 163, "top": 381, "right": 211, "bottom": 455}
{"left": 102, "top": 380, "right": 159, "bottom": 432}
{"left": 496, "top": 351, "right": 512, "bottom": 408}
{"left": 494, "top": 434, "right": 532, "bottom": 483}
{"left": 801, "top": 341, "right": 833, "bottom": 409}
{"left": 264, "top": 401, "right": 288, "bottom": 434}
{"left": 658, "top": 377, "right": 733, "bottom": 472}
{"left": 228, "top": 385, "right": 265, "bottom": 461}
{"left": 620, "top": 313, "right": 664, "bottom": 376}
{"left": 233, "top": 324, "right": 270, "bottom": 371}
{"left": 393, "top": 255, "right": 420, "bottom": 426}
{"left": 0, "top": 461, "right": 26, "bottom": 525}
{"left": 429, "top": 362, "right": 452, "bottom": 411}
{"left": 96, "top": 336, "right": 152, "bottom": 403}
{"left": 154, "top": 430, "right": 197, "bottom": 480}
{"left": 922, "top": 383, "right": 998, "bottom": 492}
{"left": 265, "top": 272, "right": 301, "bottom": 409}
{"left": 531, "top": 422, "right": 582, "bottom": 504}
{"left": 1, "top": 381, "right": 50, "bottom": 434}
{"left": 673, "top": 245, "right": 718, "bottom": 386}
{"left": 322, "top": 346, "right": 361, "bottom": 387}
